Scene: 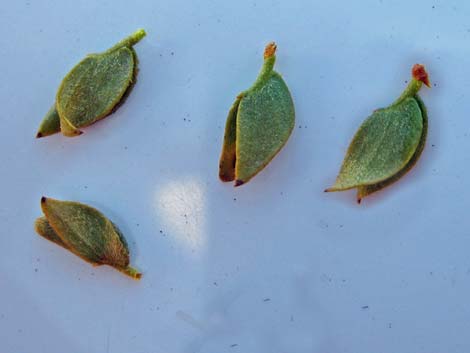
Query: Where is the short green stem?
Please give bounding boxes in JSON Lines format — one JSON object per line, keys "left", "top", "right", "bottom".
{"left": 107, "top": 29, "right": 147, "bottom": 53}
{"left": 118, "top": 266, "right": 142, "bottom": 280}
{"left": 250, "top": 43, "right": 277, "bottom": 92}
{"left": 393, "top": 79, "right": 422, "bottom": 105}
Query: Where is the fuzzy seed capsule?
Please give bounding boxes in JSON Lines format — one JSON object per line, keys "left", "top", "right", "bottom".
{"left": 35, "top": 197, "right": 141, "bottom": 279}
{"left": 326, "top": 64, "right": 430, "bottom": 203}
{"left": 36, "top": 29, "right": 146, "bottom": 138}
{"left": 219, "top": 42, "right": 295, "bottom": 186}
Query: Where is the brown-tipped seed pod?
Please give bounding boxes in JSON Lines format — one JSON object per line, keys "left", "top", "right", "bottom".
{"left": 36, "top": 29, "right": 146, "bottom": 138}
{"left": 326, "top": 64, "right": 430, "bottom": 203}
{"left": 219, "top": 42, "right": 295, "bottom": 186}
{"left": 35, "top": 197, "right": 141, "bottom": 279}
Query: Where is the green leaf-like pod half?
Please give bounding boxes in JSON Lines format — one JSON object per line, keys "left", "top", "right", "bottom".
{"left": 326, "top": 64, "right": 430, "bottom": 203}
{"left": 36, "top": 29, "right": 146, "bottom": 138}
{"left": 219, "top": 43, "right": 295, "bottom": 186}
{"left": 34, "top": 197, "right": 141, "bottom": 280}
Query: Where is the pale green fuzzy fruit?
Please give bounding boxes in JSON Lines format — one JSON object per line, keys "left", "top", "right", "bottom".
{"left": 326, "top": 64, "right": 430, "bottom": 203}
{"left": 35, "top": 197, "right": 141, "bottom": 280}
{"left": 219, "top": 43, "right": 295, "bottom": 186}
{"left": 36, "top": 29, "right": 145, "bottom": 138}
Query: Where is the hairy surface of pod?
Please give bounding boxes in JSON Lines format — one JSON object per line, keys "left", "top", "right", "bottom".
{"left": 219, "top": 43, "right": 295, "bottom": 186}
{"left": 35, "top": 197, "right": 141, "bottom": 279}
{"left": 36, "top": 29, "right": 146, "bottom": 138}
{"left": 326, "top": 64, "right": 430, "bottom": 203}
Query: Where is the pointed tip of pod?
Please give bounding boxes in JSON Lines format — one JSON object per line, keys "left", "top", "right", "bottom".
{"left": 219, "top": 174, "right": 234, "bottom": 183}
{"left": 412, "top": 64, "right": 431, "bottom": 87}
{"left": 65, "top": 129, "right": 83, "bottom": 137}
{"left": 356, "top": 197, "right": 362, "bottom": 204}
{"left": 234, "top": 180, "right": 245, "bottom": 187}
{"left": 36, "top": 132, "right": 43, "bottom": 138}
{"left": 41, "top": 196, "right": 47, "bottom": 204}
{"left": 264, "top": 42, "right": 277, "bottom": 59}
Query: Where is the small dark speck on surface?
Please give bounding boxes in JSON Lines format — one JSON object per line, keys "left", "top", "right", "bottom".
{"left": 290, "top": 315, "right": 294, "bottom": 322}
{"left": 361, "top": 305, "right": 369, "bottom": 310}
{"left": 34, "top": 268, "right": 38, "bottom": 273}
{"left": 233, "top": 198, "right": 237, "bottom": 201}
{"left": 388, "top": 323, "right": 392, "bottom": 328}
{"left": 171, "top": 52, "right": 174, "bottom": 56}
{"left": 230, "top": 344, "right": 238, "bottom": 348}
{"left": 432, "top": 144, "right": 435, "bottom": 147}
{"left": 263, "top": 298, "right": 271, "bottom": 302}
{"left": 213, "top": 282, "right": 218, "bottom": 286}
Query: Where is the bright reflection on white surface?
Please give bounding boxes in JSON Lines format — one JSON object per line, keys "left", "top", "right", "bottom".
{"left": 156, "top": 178, "right": 206, "bottom": 255}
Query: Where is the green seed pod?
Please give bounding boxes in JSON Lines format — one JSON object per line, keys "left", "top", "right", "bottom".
{"left": 34, "top": 197, "right": 141, "bottom": 279}
{"left": 219, "top": 43, "right": 295, "bottom": 186}
{"left": 326, "top": 64, "right": 430, "bottom": 203}
{"left": 36, "top": 29, "right": 146, "bottom": 138}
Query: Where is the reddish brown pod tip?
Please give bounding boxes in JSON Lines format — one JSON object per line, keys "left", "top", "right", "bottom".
{"left": 412, "top": 64, "right": 431, "bottom": 87}
{"left": 264, "top": 42, "right": 277, "bottom": 59}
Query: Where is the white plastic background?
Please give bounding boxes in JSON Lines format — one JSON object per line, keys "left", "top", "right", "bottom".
{"left": 1, "top": 1, "right": 469, "bottom": 352}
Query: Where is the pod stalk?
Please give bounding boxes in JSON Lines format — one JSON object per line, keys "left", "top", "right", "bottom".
{"left": 393, "top": 64, "right": 430, "bottom": 105}
{"left": 118, "top": 266, "right": 142, "bottom": 280}
{"left": 250, "top": 42, "right": 277, "bottom": 92}
{"left": 107, "top": 29, "right": 147, "bottom": 53}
